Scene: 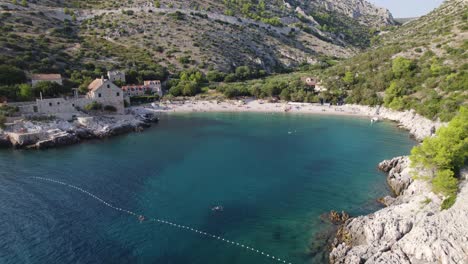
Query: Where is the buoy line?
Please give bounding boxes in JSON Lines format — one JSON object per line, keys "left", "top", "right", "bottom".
{"left": 31, "top": 177, "right": 293, "bottom": 264}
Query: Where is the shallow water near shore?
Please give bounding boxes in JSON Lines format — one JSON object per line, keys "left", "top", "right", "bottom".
{"left": 0, "top": 113, "right": 415, "bottom": 264}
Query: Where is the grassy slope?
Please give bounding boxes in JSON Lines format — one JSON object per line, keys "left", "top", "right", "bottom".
{"left": 321, "top": 0, "right": 467, "bottom": 121}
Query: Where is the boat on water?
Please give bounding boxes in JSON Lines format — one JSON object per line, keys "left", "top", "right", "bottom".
{"left": 371, "top": 117, "right": 380, "bottom": 124}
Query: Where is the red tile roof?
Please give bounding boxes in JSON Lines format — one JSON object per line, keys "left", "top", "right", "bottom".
{"left": 31, "top": 74, "right": 62, "bottom": 81}
{"left": 88, "top": 78, "right": 105, "bottom": 91}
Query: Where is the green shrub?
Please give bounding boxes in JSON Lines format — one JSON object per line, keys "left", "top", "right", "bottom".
{"left": 410, "top": 106, "right": 467, "bottom": 209}
{"left": 0, "top": 114, "right": 6, "bottom": 129}
{"left": 411, "top": 106, "right": 467, "bottom": 171}
{"left": 130, "top": 95, "right": 159, "bottom": 105}
{"left": 441, "top": 195, "right": 456, "bottom": 210}
{"left": 0, "top": 105, "right": 19, "bottom": 116}
{"left": 169, "top": 11, "right": 185, "bottom": 20}
{"left": 34, "top": 81, "right": 70, "bottom": 98}
{"left": 432, "top": 169, "right": 459, "bottom": 197}
{"left": 206, "top": 70, "right": 226, "bottom": 82}
{"left": 84, "top": 101, "right": 103, "bottom": 111}
{"left": 392, "top": 57, "right": 415, "bottom": 78}
{"left": 0, "top": 65, "right": 26, "bottom": 85}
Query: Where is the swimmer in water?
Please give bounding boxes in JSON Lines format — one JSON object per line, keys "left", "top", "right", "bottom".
{"left": 212, "top": 206, "right": 224, "bottom": 212}
{"left": 138, "top": 215, "right": 145, "bottom": 222}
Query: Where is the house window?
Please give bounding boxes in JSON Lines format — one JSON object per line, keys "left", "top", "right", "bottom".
{"left": 49, "top": 103, "right": 52, "bottom": 106}
{"left": 98, "top": 93, "right": 102, "bottom": 98}
{"left": 116, "top": 92, "right": 120, "bottom": 97}
{"left": 72, "top": 104, "right": 75, "bottom": 107}
{"left": 57, "top": 102, "right": 60, "bottom": 105}
{"left": 107, "top": 84, "right": 110, "bottom": 88}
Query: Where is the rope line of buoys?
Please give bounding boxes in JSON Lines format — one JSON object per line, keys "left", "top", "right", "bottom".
{"left": 31, "top": 177, "right": 293, "bottom": 264}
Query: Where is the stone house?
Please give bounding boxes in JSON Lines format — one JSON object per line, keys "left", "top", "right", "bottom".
{"left": 31, "top": 74, "right": 63, "bottom": 87}
{"left": 301, "top": 77, "right": 327, "bottom": 93}
{"left": 86, "top": 78, "right": 125, "bottom": 113}
{"left": 122, "top": 80, "right": 162, "bottom": 97}
{"left": 107, "top": 71, "right": 126, "bottom": 83}
{"left": 15, "top": 78, "right": 125, "bottom": 116}
{"left": 301, "top": 77, "right": 317, "bottom": 88}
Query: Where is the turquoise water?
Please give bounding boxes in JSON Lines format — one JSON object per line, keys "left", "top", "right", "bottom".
{"left": 0, "top": 113, "right": 415, "bottom": 264}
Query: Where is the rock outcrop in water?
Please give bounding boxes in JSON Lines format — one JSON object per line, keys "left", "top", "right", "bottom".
{"left": 330, "top": 157, "right": 468, "bottom": 264}
{"left": 329, "top": 211, "right": 351, "bottom": 225}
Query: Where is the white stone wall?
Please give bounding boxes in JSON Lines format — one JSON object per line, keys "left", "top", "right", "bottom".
{"left": 36, "top": 98, "right": 77, "bottom": 114}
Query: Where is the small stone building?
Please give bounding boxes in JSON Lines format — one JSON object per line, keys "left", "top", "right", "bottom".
{"left": 87, "top": 78, "right": 125, "bottom": 113}
{"left": 31, "top": 74, "right": 63, "bottom": 87}
{"left": 122, "top": 80, "right": 162, "bottom": 97}
{"left": 301, "top": 77, "right": 327, "bottom": 93}
{"left": 301, "top": 77, "right": 317, "bottom": 88}
{"left": 107, "top": 71, "right": 126, "bottom": 83}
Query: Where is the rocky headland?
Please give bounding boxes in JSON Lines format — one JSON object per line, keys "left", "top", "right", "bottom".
{"left": 330, "top": 156, "right": 468, "bottom": 264}
{"left": 0, "top": 108, "right": 158, "bottom": 150}
{"left": 328, "top": 103, "right": 467, "bottom": 264}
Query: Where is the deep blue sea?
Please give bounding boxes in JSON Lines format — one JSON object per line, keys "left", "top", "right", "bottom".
{"left": 0, "top": 113, "right": 415, "bottom": 264}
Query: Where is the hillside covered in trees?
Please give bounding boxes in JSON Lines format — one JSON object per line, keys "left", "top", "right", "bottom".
{"left": 320, "top": 0, "right": 467, "bottom": 121}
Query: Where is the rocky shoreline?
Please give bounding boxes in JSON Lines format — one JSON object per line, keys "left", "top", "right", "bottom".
{"left": 347, "top": 105, "right": 445, "bottom": 142}
{"left": 329, "top": 159, "right": 468, "bottom": 263}
{"left": 0, "top": 109, "right": 159, "bottom": 150}
{"left": 327, "top": 106, "right": 467, "bottom": 264}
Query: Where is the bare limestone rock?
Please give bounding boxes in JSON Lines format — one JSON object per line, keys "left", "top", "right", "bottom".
{"left": 378, "top": 157, "right": 412, "bottom": 195}
{"left": 342, "top": 105, "right": 446, "bottom": 141}
{"left": 330, "top": 158, "right": 468, "bottom": 264}
{"left": 2, "top": 113, "right": 158, "bottom": 149}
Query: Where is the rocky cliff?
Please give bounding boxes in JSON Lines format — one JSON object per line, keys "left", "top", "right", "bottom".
{"left": 286, "top": 0, "right": 395, "bottom": 27}
{"left": 330, "top": 158, "right": 468, "bottom": 264}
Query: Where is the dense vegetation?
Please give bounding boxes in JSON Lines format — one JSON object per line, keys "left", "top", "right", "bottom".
{"left": 167, "top": 66, "right": 269, "bottom": 97}
{"left": 222, "top": 0, "right": 283, "bottom": 26}
{"left": 410, "top": 107, "right": 467, "bottom": 209}
{"left": 308, "top": 10, "right": 376, "bottom": 48}
{"left": 321, "top": 0, "right": 467, "bottom": 121}
{"left": 0, "top": 105, "right": 19, "bottom": 129}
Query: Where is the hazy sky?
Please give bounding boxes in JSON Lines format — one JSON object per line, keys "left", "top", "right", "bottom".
{"left": 368, "top": 0, "right": 445, "bottom": 18}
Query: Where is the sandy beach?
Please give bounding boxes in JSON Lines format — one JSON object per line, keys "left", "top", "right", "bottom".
{"left": 146, "top": 99, "right": 380, "bottom": 118}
